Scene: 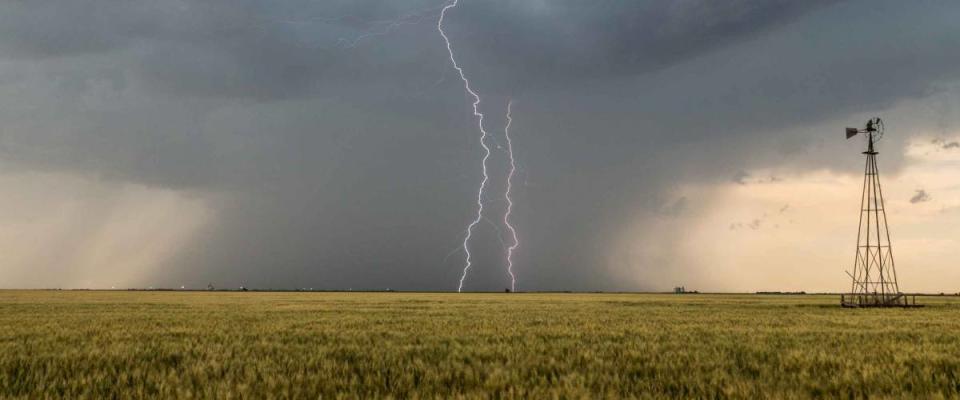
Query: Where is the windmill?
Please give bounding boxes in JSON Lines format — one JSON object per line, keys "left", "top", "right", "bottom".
{"left": 841, "top": 118, "right": 919, "bottom": 307}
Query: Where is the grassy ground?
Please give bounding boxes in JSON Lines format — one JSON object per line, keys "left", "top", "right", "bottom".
{"left": 0, "top": 291, "right": 958, "bottom": 399}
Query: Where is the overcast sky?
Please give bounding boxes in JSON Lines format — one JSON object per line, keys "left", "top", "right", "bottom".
{"left": 1, "top": 0, "right": 959, "bottom": 291}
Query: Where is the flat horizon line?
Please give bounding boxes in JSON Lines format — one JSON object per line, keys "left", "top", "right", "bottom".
{"left": 1, "top": 288, "right": 958, "bottom": 296}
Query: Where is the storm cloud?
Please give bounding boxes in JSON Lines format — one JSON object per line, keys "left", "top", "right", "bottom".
{"left": 0, "top": 0, "right": 959, "bottom": 291}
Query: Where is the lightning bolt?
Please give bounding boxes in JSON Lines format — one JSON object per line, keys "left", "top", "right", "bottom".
{"left": 438, "top": 0, "right": 491, "bottom": 293}
{"left": 261, "top": 1, "right": 518, "bottom": 291}
{"left": 259, "top": 4, "right": 445, "bottom": 50}
{"left": 440, "top": 0, "right": 522, "bottom": 293}
{"left": 337, "top": 6, "right": 444, "bottom": 49}
{"left": 504, "top": 100, "right": 519, "bottom": 292}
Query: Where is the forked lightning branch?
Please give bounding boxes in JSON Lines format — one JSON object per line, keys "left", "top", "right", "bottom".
{"left": 439, "top": 0, "right": 520, "bottom": 292}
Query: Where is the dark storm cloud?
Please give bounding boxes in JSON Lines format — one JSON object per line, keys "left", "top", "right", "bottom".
{"left": 446, "top": 0, "right": 842, "bottom": 89}
{"left": 932, "top": 138, "right": 960, "bottom": 150}
{"left": 0, "top": 0, "right": 441, "bottom": 99}
{"left": 1, "top": 0, "right": 959, "bottom": 290}
{"left": 0, "top": 0, "right": 839, "bottom": 99}
{"left": 910, "top": 190, "right": 931, "bottom": 204}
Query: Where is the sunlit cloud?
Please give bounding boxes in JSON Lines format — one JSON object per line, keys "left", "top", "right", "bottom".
{"left": 615, "top": 134, "right": 960, "bottom": 293}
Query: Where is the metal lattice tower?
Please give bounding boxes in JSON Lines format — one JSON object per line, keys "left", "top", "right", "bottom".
{"left": 842, "top": 118, "right": 914, "bottom": 307}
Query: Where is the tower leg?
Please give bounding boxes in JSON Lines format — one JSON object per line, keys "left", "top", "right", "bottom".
{"left": 846, "top": 132, "right": 903, "bottom": 307}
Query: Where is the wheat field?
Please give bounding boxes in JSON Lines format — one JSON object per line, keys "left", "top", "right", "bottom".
{"left": 0, "top": 291, "right": 958, "bottom": 398}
